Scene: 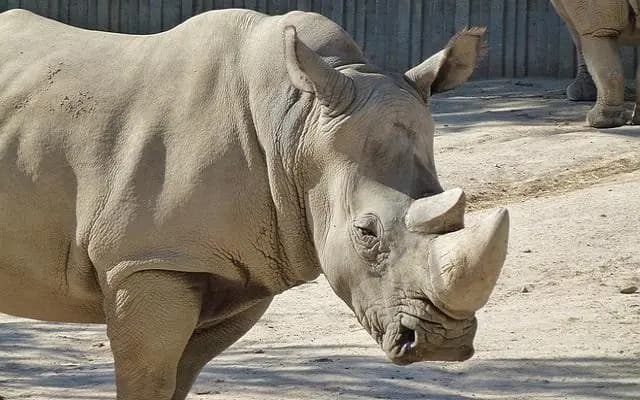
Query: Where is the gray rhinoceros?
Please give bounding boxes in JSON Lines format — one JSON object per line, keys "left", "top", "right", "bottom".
{"left": 0, "top": 8, "right": 509, "bottom": 400}
{"left": 551, "top": 0, "right": 640, "bottom": 128}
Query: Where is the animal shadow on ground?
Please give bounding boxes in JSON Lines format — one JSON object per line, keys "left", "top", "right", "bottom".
{"left": 432, "top": 79, "right": 640, "bottom": 138}
{"left": 1, "top": 321, "right": 639, "bottom": 399}
{"left": 197, "top": 344, "right": 640, "bottom": 399}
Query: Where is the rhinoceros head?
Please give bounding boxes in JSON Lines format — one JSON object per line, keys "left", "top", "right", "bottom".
{"left": 283, "top": 25, "right": 508, "bottom": 365}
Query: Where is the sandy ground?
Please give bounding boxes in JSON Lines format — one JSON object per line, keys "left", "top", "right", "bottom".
{"left": 1, "top": 79, "right": 639, "bottom": 400}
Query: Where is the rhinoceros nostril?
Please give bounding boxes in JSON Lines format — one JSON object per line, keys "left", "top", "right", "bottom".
{"left": 399, "top": 325, "right": 416, "bottom": 353}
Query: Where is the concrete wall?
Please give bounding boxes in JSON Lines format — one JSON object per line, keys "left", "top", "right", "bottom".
{"left": 1, "top": 0, "right": 638, "bottom": 78}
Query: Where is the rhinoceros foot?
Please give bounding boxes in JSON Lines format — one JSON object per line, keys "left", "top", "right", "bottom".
{"left": 586, "top": 103, "right": 627, "bottom": 128}
{"left": 632, "top": 105, "right": 640, "bottom": 125}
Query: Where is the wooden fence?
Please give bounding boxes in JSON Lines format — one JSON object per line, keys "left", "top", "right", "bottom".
{"left": 1, "top": 0, "right": 638, "bottom": 79}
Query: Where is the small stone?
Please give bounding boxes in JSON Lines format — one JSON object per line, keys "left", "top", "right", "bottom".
{"left": 92, "top": 342, "right": 105, "bottom": 348}
{"left": 312, "top": 357, "right": 333, "bottom": 363}
{"left": 600, "top": 214, "right": 607, "bottom": 218}
{"left": 521, "top": 284, "right": 534, "bottom": 293}
{"left": 252, "top": 349, "right": 264, "bottom": 354}
{"left": 620, "top": 286, "right": 638, "bottom": 294}
{"left": 522, "top": 249, "right": 532, "bottom": 253}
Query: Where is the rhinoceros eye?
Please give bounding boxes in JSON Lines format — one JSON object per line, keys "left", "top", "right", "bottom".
{"left": 352, "top": 215, "right": 381, "bottom": 245}
{"left": 351, "top": 214, "right": 388, "bottom": 272}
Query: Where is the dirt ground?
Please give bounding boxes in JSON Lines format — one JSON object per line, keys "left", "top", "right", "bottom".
{"left": 1, "top": 79, "right": 639, "bottom": 400}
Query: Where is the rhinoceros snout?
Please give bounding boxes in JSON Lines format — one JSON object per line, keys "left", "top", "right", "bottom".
{"left": 382, "top": 306, "right": 478, "bottom": 364}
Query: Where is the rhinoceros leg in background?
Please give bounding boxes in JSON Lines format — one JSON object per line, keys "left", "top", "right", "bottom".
{"left": 565, "top": 25, "right": 598, "bottom": 101}
{"left": 580, "top": 35, "right": 627, "bottom": 128}
{"left": 172, "top": 298, "right": 272, "bottom": 400}
{"left": 632, "top": 63, "right": 640, "bottom": 124}
{"left": 104, "top": 270, "right": 205, "bottom": 400}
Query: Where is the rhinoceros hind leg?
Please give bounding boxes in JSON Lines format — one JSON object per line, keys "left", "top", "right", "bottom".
{"left": 633, "top": 65, "right": 640, "bottom": 125}
{"left": 580, "top": 35, "right": 626, "bottom": 128}
{"left": 172, "top": 298, "right": 272, "bottom": 400}
{"left": 105, "top": 269, "right": 204, "bottom": 400}
{"left": 567, "top": 73, "right": 598, "bottom": 101}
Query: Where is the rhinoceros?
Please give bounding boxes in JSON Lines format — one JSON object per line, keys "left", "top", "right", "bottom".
{"left": 0, "top": 8, "right": 509, "bottom": 400}
{"left": 551, "top": 0, "right": 640, "bottom": 128}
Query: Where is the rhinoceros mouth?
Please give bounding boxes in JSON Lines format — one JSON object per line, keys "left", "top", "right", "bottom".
{"left": 381, "top": 305, "right": 477, "bottom": 365}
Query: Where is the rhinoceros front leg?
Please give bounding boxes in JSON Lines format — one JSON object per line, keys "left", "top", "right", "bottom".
{"left": 565, "top": 27, "right": 598, "bottom": 101}
{"left": 580, "top": 35, "right": 627, "bottom": 128}
{"left": 172, "top": 298, "right": 272, "bottom": 400}
{"left": 104, "top": 269, "right": 204, "bottom": 400}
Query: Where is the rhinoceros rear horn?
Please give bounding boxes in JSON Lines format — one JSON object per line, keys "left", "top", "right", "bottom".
{"left": 283, "top": 25, "right": 355, "bottom": 115}
{"left": 405, "top": 27, "right": 487, "bottom": 99}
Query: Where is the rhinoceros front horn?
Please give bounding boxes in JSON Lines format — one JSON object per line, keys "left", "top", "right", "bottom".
{"left": 283, "top": 25, "right": 355, "bottom": 115}
{"left": 426, "top": 208, "right": 509, "bottom": 320}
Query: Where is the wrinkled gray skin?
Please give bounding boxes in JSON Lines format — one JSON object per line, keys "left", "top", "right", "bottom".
{"left": 551, "top": 0, "right": 640, "bottom": 128}
{"left": 0, "top": 9, "right": 509, "bottom": 400}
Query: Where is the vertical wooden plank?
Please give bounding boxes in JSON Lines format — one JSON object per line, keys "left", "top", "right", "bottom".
{"left": 470, "top": 0, "right": 490, "bottom": 78}
{"left": 162, "top": 0, "right": 180, "bottom": 29}
{"left": 7, "top": 0, "right": 19, "bottom": 10}
{"left": 109, "top": 0, "right": 119, "bottom": 30}
{"left": 332, "top": 0, "right": 344, "bottom": 26}
{"left": 222, "top": 0, "right": 232, "bottom": 9}
{"left": 256, "top": 0, "right": 266, "bottom": 13}
{"left": 234, "top": 0, "right": 243, "bottom": 8}
{"left": 422, "top": 1, "right": 435, "bottom": 60}
{"left": 129, "top": 0, "right": 140, "bottom": 33}
{"left": 59, "top": 0, "right": 70, "bottom": 23}
{"left": 410, "top": 0, "right": 422, "bottom": 65}
{"left": 454, "top": 0, "right": 469, "bottom": 31}
{"left": 488, "top": 0, "right": 504, "bottom": 78}
{"left": 244, "top": 0, "right": 257, "bottom": 10}
{"left": 182, "top": 0, "right": 193, "bottom": 20}
{"left": 310, "top": 0, "right": 321, "bottom": 13}
{"left": 503, "top": 0, "right": 516, "bottom": 78}
{"left": 149, "top": 0, "right": 161, "bottom": 32}
{"left": 442, "top": 0, "right": 455, "bottom": 40}
{"left": 363, "top": 0, "right": 376, "bottom": 61}
{"left": 515, "top": 0, "right": 527, "bottom": 76}
{"left": 397, "top": 0, "right": 411, "bottom": 70}
{"left": 374, "top": 0, "right": 387, "bottom": 67}
{"left": 526, "top": 0, "right": 539, "bottom": 77}
{"left": 37, "top": 0, "right": 49, "bottom": 15}
{"left": 87, "top": 0, "right": 98, "bottom": 28}
{"left": 545, "top": 3, "right": 560, "bottom": 77}
{"left": 557, "top": 14, "right": 575, "bottom": 78}
{"left": 344, "top": 0, "right": 355, "bottom": 36}
{"left": 119, "top": 0, "right": 128, "bottom": 31}
{"left": 320, "top": 0, "right": 331, "bottom": 19}
{"left": 296, "top": 0, "right": 310, "bottom": 11}
{"left": 271, "top": 0, "right": 286, "bottom": 14}
{"left": 139, "top": 0, "right": 149, "bottom": 32}
{"left": 354, "top": 0, "right": 366, "bottom": 49}
{"left": 192, "top": 0, "right": 203, "bottom": 13}
{"left": 0, "top": 0, "right": 8, "bottom": 12}
{"left": 205, "top": 0, "right": 215, "bottom": 10}
{"left": 386, "top": 0, "right": 398, "bottom": 70}
{"left": 138, "top": 0, "right": 150, "bottom": 32}
{"left": 529, "top": 0, "right": 546, "bottom": 76}
{"left": 49, "top": 0, "right": 59, "bottom": 20}
{"left": 21, "top": 0, "right": 38, "bottom": 13}
{"left": 69, "top": 0, "right": 88, "bottom": 28}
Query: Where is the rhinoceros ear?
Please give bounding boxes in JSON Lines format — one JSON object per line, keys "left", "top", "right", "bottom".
{"left": 283, "top": 25, "right": 355, "bottom": 115}
{"left": 405, "top": 27, "right": 486, "bottom": 99}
